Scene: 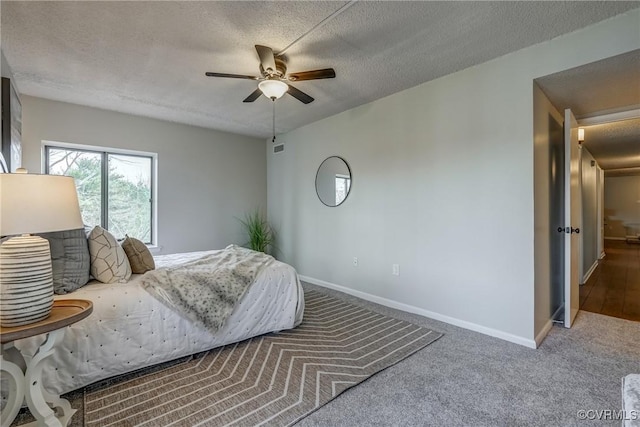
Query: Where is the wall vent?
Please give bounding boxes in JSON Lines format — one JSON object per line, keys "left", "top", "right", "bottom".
{"left": 273, "top": 144, "right": 284, "bottom": 153}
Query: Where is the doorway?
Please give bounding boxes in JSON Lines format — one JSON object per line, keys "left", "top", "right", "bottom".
{"left": 534, "top": 49, "right": 640, "bottom": 330}
{"left": 577, "top": 119, "right": 640, "bottom": 322}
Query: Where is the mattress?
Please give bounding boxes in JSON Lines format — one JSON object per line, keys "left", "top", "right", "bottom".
{"left": 15, "top": 250, "right": 304, "bottom": 395}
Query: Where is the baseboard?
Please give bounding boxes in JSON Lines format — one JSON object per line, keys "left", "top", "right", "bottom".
{"left": 604, "top": 237, "right": 626, "bottom": 241}
{"left": 581, "top": 260, "right": 598, "bottom": 284}
{"left": 535, "top": 304, "right": 564, "bottom": 347}
{"left": 535, "top": 320, "right": 554, "bottom": 348}
{"left": 299, "top": 275, "right": 538, "bottom": 349}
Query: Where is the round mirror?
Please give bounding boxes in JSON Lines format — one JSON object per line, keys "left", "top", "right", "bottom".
{"left": 315, "top": 156, "right": 352, "bottom": 207}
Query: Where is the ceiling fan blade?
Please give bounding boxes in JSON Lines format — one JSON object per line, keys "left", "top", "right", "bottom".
{"left": 243, "top": 88, "right": 263, "bottom": 103}
{"left": 288, "top": 68, "right": 336, "bottom": 81}
{"left": 287, "top": 84, "right": 314, "bottom": 104}
{"left": 205, "top": 72, "right": 259, "bottom": 80}
{"left": 255, "top": 45, "right": 276, "bottom": 74}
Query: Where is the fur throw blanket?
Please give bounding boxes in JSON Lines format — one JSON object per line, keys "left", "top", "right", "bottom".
{"left": 141, "top": 245, "right": 274, "bottom": 334}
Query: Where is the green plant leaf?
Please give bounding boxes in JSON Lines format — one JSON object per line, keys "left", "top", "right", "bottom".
{"left": 238, "top": 209, "right": 274, "bottom": 254}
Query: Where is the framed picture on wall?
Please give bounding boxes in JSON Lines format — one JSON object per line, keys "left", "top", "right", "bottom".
{"left": 1, "top": 77, "right": 22, "bottom": 172}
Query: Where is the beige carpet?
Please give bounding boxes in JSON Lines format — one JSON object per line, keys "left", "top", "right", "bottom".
{"left": 84, "top": 289, "right": 442, "bottom": 426}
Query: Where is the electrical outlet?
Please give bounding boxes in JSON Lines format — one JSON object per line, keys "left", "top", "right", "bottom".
{"left": 392, "top": 264, "right": 400, "bottom": 276}
{"left": 353, "top": 257, "right": 358, "bottom": 267}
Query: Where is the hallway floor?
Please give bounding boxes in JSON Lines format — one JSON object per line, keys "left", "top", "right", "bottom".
{"left": 580, "top": 239, "right": 640, "bottom": 322}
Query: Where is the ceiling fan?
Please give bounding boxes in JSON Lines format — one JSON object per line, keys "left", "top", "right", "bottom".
{"left": 205, "top": 45, "right": 335, "bottom": 104}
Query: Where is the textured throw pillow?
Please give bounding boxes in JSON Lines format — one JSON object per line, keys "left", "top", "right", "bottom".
{"left": 88, "top": 226, "right": 132, "bottom": 284}
{"left": 121, "top": 235, "right": 155, "bottom": 274}
{"left": 36, "top": 228, "right": 90, "bottom": 294}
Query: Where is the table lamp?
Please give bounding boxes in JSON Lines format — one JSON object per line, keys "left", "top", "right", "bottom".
{"left": 0, "top": 172, "right": 83, "bottom": 327}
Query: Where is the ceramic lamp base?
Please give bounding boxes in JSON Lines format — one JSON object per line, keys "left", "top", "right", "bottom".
{"left": 0, "top": 235, "right": 54, "bottom": 327}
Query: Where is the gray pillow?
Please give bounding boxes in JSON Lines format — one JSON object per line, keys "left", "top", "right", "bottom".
{"left": 36, "top": 228, "right": 90, "bottom": 294}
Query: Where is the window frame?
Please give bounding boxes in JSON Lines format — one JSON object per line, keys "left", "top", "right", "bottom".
{"left": 42, "top": 141, "right": 158, "bottom": 246}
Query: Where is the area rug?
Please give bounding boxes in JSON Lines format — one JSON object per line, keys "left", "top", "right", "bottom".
{"left": 84, "top": 289, "right": 443, "bottom": 426}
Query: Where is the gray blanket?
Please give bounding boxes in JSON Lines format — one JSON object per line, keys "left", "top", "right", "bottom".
{"left": 141, "top": 245, "right": 274, "bottom": 334}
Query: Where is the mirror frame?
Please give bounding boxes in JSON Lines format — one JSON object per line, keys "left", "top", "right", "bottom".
{"left": 315, "top": 156, "right": 352, "bottom": 207}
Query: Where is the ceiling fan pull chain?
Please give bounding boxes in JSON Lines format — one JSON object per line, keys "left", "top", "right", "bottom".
{"left": 272, "top": 100, "right": 276, "bottom": 143}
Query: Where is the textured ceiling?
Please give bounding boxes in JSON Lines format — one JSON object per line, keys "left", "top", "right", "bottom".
{"left": 536, "top": 50, "right": 640, "bottom": 172}
{"left": 1, "top": 1, "right": 639, "bottom": 138}
{"left": 582, "top": 118, "right": 640, "bottom": 171}
{"left": 536, "top": 50, "right": 640, "bottom": 119}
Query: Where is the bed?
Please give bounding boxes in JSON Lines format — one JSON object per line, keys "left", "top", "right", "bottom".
{"left": 13, "top": 248, "right": 304, "bottom": 395}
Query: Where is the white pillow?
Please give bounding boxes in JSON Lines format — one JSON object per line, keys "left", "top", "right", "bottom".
{"left": 88, "top": 226, "right": 132, "bottom": 284}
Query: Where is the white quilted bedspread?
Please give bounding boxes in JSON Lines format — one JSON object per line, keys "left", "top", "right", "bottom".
{"left": 624, "top": 374, "right": 640, "bottom": 427}
{"left": 15, "top": 250, "right": 304, "bottom": 395}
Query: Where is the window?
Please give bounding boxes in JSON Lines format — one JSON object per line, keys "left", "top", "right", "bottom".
{"left": 335, "top": 174, "right": 351, "bottom": 206}
{"left": 45, "top": 144, "right": 155, "bottom": 244}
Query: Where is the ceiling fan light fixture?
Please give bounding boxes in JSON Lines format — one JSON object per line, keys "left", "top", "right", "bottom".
{"left": 258, "top": 80, "right": 288, "bottom": 100}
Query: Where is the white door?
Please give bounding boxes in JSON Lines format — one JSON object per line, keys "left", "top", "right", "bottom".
{"left": 564, "top": 109, "right": 581, "bottom": 327}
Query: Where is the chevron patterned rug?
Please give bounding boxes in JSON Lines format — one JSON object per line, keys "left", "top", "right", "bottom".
{"left": 84, "top": 289, "right": 442, "bottom": 426}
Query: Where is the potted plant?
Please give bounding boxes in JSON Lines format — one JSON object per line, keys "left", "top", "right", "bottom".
{"left": 238, "top": 209, "right": 274, "bottom": 254}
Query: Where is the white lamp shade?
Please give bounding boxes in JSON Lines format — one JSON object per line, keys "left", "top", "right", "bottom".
{"left": 578, "top": 128, "right": 585, "bottom": 142}
{"left": 0, "top": 174, "right": 83, "bottom": 236}
{"left": 258, "top": 80, "right": 289, "bottom": 99}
